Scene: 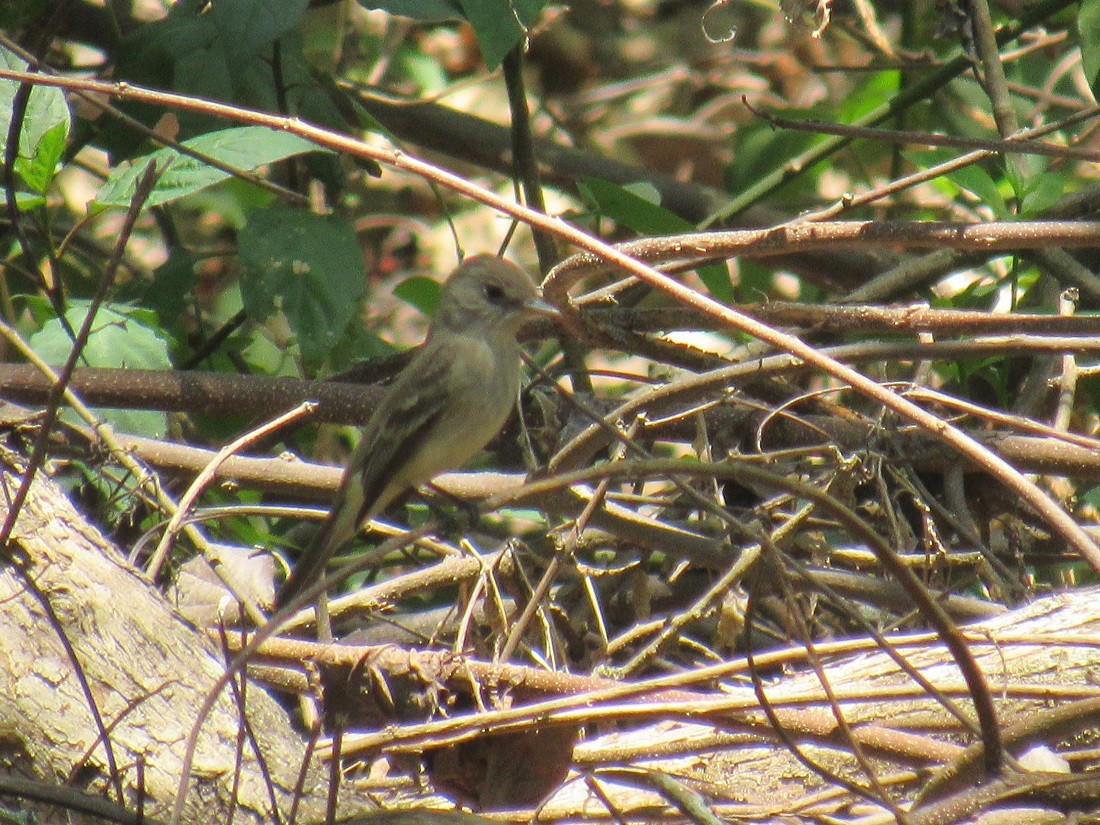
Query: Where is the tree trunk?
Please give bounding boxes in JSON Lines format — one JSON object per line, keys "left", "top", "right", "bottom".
{"left": 0, "top": 445, "right": 336, "bottom": 824}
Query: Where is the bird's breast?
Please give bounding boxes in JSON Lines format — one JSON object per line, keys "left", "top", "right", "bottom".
{"left": 391, "top": 334, "right": 521, "bottom": 491}
{"left": 438, "top": 334, "right": 521, "bottom": 436}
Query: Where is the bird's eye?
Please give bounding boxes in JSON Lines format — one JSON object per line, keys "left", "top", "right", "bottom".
{"left": 484, "top": 283, "right": 506, "bottom": 303}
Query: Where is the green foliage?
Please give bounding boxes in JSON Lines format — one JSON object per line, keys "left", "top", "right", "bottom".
{"left": 579, "top": 177, "right": 734, "bottom": 303}
{"left": 209, "top": 0, "right": 311, "bottom": 76}
{"left": 906, "top": 148, "right": 1010, "bottom": 216}
{"left": 15, "top": 120, "right": 67, "bottom": 196}
{"left": 0, "top": 0, "right": 47, "bottom": 28}
{"left": 838, "top": 70, "right": 901, "bottom": 123}
{"left": 27, "top": 301, "right": 173, "bottom": 437}
{"left": 724, "top": 116, "right": 824, "bottom": 202}
{"left": 323, "top": 315, "right": 395, "bottom": 373}
{"left": 941, "top": 356, "right": 1012, "bottom": 407}
{"left": 358, "top": 0, "right": 549, "bottom": 70}
{"left": 130, "top": 249, "right": 200, "bottom": 333}
{"left": 580, "top": 176, "right": 689, "bottom": 236}
{"left": 1079, "top": 0, "right": 1100, "bottom": 95}
{"left": 394, "top": 275, "right": 442, "bottom": 316}
{"left": 102, "top": 2, "right": 338, "bottom": 156}
{"left": 1009, "top": 157, "right": 1067, "bottom": 217}
{"left": 359, "top": 0, "right": 461, "bottom": 21}
{"left": 0, "top": 45, "right": 70, "bottom": 199}
{"left": 456, "top": 0, "right": 546, "bottom": 69}
{"left": 1084, "top": 484, "right": 1100, "bottom": 511}
{"left": 95, "top": 126, "right": 325, "bottom": 211}
{"left": 237, "top": 205, "right": 367, "bottom": 370}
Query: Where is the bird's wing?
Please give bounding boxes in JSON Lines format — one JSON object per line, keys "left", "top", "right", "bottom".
{"left": 277, "top": 353, "right": 453, "bottom": 607}
{"left": 352, "top": 351, "right": 455, "bottom": 516}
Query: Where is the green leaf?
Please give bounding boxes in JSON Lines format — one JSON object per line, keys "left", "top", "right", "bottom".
{"left": 95, "top": 12, "right": 190, "bottom": 158}
{"left": 456, "top": 0, "right": 548, "bottom": 70}
{"left": 28, "top": 302, "right": 173, "bottom": 437}
{"left": 9, "top": 191, "right": 46, "bottom": 211}
{"left": 580, "top": 176, "right": 735, "bottom": 303}
{"left": 0, "top": 0, "right": 47, "bottom": 28}
{"left": 1084, "top": 484, "right": 1100, "bottom": 511}
{"left": 905, "top": 149, "right": 1008, "bottom": 217}
{"left": 394, "top": 275, "right": 441, "bottom": 316}
{"left": 0, "top": 45, "right": 71, "bottom": 170}
{"left": 398, "top": 46, "right": 452, "bottom": 92}
{"left": 1019, "top": 168, "right": 1065, "bottom": 217}
{"left": 102, "top": 1, "right": 336, "bottom": 157}
{"left": 95, "top": 126, "right": 324, "bottom": 210}
{"left": 945, "top": 164, "right": 1008, "bottom": 217}
{"left": 238, "top": 205, "right": 367, "bottom": 368}
{"left": 838, "top": 70, "right": 900, "bottom": 122}
{"left": 724, "top": 117, "right": 822, "bottom": 196}
{"left": 358, "top": 0, "right": 462, "bottom": 19}
{"left": 456, "top": 0, "right": 522, "bottom": 70}
{"left": 581, "top": 176, "right": 692, "bottom": 235}
{"left": 14, "top": 120, "right": 67, "bottom": 195}
{"left": 1080, "top": 0, "right": 1100, "bottom": 95}
{"left": 324, "top": 315, "right": 394, "bottom": 373}
{"left": 962, "top": 356, "right": 1010, "bottom": 407}
{"left": 182, "top": 176, "right": 275, "bottom": 232}
{"left": 146, "top": 249, "right": 200, "bottom": 327}
{"left": 511, "top": 0, "right": 546, "bottom": 25}
{"left": 210, "top": 0, "right": 309, "bottom": 75}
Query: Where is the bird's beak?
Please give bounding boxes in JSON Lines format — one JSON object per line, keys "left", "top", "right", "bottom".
{"left": 524, "top": 294, "right": 562, "bottom": 321}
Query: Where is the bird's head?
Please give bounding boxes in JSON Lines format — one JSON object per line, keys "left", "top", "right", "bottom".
{"left": 434, "top": 255, "right": 558, "bottom": 337}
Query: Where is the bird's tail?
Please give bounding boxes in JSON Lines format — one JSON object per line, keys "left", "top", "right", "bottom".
{"left": 275, "top": 489, "right": 363, "bottom": 609}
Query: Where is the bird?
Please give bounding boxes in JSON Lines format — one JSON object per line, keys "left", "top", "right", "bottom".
{"left": 277, "top": 255, "right": 557, "bottom": 609}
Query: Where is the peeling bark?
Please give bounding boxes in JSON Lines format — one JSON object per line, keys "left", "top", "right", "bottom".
{"left": 0, "top": 446, "right": 338, "bottom": 824}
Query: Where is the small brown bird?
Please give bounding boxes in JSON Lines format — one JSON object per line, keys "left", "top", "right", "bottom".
{"left": 278, "top": 255, "right": 557, "bottom": 607}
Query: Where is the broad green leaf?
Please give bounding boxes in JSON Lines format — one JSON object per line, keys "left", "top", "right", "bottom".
{"left": 737, "top": 260, "right": 775, "bottom": 301}
{"left": 9, "top": 192, "right": 46, "bottom": 211}
{"left": 943, "top": 163, "right": 1008, "bottom": 217}
{"left": 511, "top": 0, "right": 546, "bottom": 25}
{"left": 14, "top": 120, "right": 67, "bottom": 195}
{"left": 324, "top": 315, "right": 394, "bottom": 374}
{"left": 238, "top": 205, "right": 366, "bottom": 368}
{"left": 398, "top": 46, "right": 451, "bottom": 92}
{"left": 96, "top": 9, "right": 194, "bottom": 158}
{"left": 394, "top": 275, "right": 441, "bottom": 316}
{"left": 1019, "top": 170, "right": 1066, "bottom": 216}
{"left": 622, "top": 180, "right": 663, "bottom": 206}
{"left": 28, "top": 302, "right": 172, "bottom": 437}
{"left": 104, "top": 9, "right": 341, "bottom": 154}
{"left": 358, "top": 0, "right": 461, "bottom": 19}
{"left": 457, "top": 0, "right": 547, "bottom": 70}
{"left": 146, "top": 249, "right": 200, "bottom": 327}
{"left": 0, "top": 45, "right": 70, "bottom": 170}
{"left": 210, "top": 0, "right": 309, "bottom": 75}
{"left": 241, "top": 330, "right": 300, "bottom": 378}
{"left": 1080, "top": 0, "right": 1100, "bottom": 95}
{"left": 1084, "top": 484, "right": 1100, "bottom": 511}
{"left": 0, "top": 0, "right": 47, "bottom": 28}
{"left": 905, "top": 149, "right": 1008, "bottom": 217}
{"left": 838, "top": 70, "right": 900, "bottom": 122}
{"left": 183, "top": 176, "right": 275, "bottom": 232}
{"left": 365, "top": 0, "right": 550, "bottom": 71}
{"left": 457, "top": 0, "right": 521, "bottom": 70}
{"left": 581, "top": 176, "right": 688, "bottom": 235}
{"left": 580, "top": 176, "right": 735, "bottom": 303}
{"left": 724, "top": 117, "right": 822, "bottom": 196}
{"left": 95, "top": 126, "right": 324, "bottom": 210}
{"left": 1008, "top": 154, "right": 1064, "bottom": 217}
